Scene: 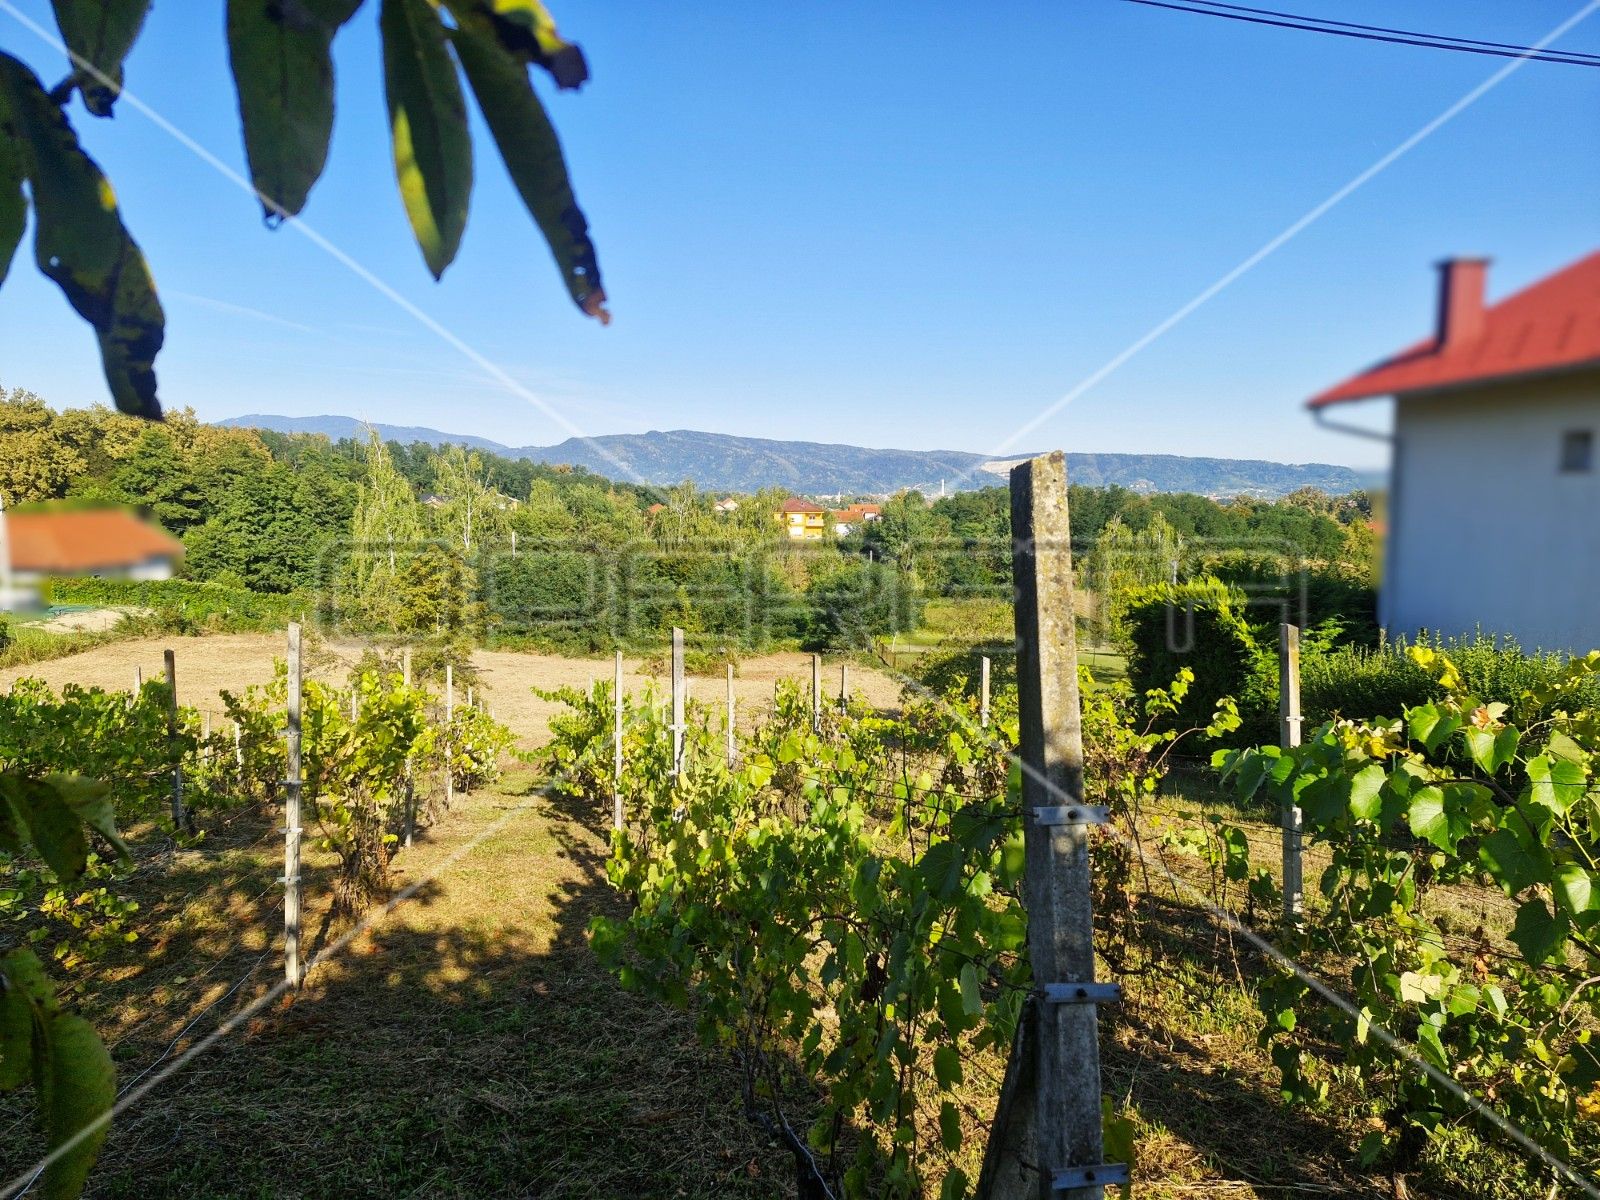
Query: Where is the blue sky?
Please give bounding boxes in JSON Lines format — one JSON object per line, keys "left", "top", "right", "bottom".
{"left": 1, "top": 1, "right": 1596, "bottom": 471}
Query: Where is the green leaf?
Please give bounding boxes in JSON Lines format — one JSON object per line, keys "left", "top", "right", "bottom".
{"left": 1528, "top": 755, "right": 1587, "bottom": 817}
{"left": 0, "top": 54, "right": 163, "bottom": 417}
{"left": 46, "top": 775, "right": 129, "bottom": 863}
{"left": 1478, "top": 826, "right": 1546, "bottom": 897}
{"left": 41, "top": 1013, "right": 115, "bottom": 1200}
{"left": 0, "top": 117, "right": 23, "bottom": 285}
{"left": 1, "top": 776, "right": 89, "bottom": 883}
{"left": 1348, "top": 764, "right": 1385, "bottom": 821}
{"left": 932, "top": 1043, "right": 962, "bottom": 1090}
{"left": 49, "top": 0, "right": 150, "bottom": 116}
{"left": 939, "top": 1099, "right": 962, "bottom": 1153}
{"left": 450, "top": 17, "right": 606, "bottom": 317}
{"left": 1465, "top": 725, "right": 1519, "bottom": 775}
{"left": 939, "top": 1167, "right": 970, "bottom": 1200}
{"left": 1407, "top": 705, "right": 1460, "bottom": 754}
{"left": 1510, "top": 897, "right": 1568, "bottom": 967}
{"left": 1406, "top": 786, "right": 1452, "bottom": 852}
{"left": 1553, "top": 864, "right": 1595, "bottom": 921}
{"left": 0, "top": 949, "right": 53, "bottom": 1092}
{"left": 226, "top": 0, "right": 363, "bottom": 220}
{"left": 381, "top": 0, "right": 472, "bottom": 278}
{"left": 958, "top": 962, "right": 982, "bottom": 1016}
{"left": 1101, "top": 1096, "right": 1136, "bottom": 1177}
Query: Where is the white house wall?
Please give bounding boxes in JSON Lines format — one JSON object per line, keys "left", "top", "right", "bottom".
{"left": 1386, "top": 371, "right": 1600, "bottom": 653}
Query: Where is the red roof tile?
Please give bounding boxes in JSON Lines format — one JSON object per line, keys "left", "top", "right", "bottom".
{"left": 779, "top": 497, "right": 825, "bottom": 514}
{"left": 1309, "top": 250, "right": 1600, "bottom": 407}
{"left": 5, "top": 509, "right": 183, "bottom": 574}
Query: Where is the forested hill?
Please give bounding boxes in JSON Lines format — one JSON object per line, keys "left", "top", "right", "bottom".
{"left": 220, "top": 415, "right": 1364, "bottom": 499}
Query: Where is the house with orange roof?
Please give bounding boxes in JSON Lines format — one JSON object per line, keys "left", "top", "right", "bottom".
{"left": 1310, "top": 252, "right": 1600, "bottom": 651}
{"left": 1, "top": 508, "right": 183, "bottom": 610}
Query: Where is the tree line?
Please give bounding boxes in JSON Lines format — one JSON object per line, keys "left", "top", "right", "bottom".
{"left": 0, "top": 387, "right": 1376, "bottom": 654}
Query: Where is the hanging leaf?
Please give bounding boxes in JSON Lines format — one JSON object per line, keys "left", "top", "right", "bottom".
{"left": 451, "top": 19, "right": 607, "bottom": 320}
{"left": 40, "top": 1014, "right": 115, "bottom": 1200}
{"left": 227, "top": 0, "right": 364, "bottom": 221}
{"left": 381, "top": 0, "right": 472, "bottom": 278}
{"left": 0, "top": 117, "right": 22, "bottom": 285}
{"left": 442, "top": 0, "right": 588, "bottom": 88}
{"left": 49, "top": 0, "right": 151, "bottom": 116}
{"left": 0, "top": 54, "right": 163, "bottom": 418}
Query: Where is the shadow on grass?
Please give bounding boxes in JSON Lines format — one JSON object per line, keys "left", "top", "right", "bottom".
{"left": 0, "top": 775, "right": 803, "bottom": 1200}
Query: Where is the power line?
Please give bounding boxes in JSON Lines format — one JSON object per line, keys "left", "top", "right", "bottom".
{"left": 1121, "top": 0, "right": 1600, "bottom": 67}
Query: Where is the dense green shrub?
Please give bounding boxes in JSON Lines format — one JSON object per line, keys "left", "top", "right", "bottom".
{"left": 1123, "top": 576, "right": 1277, "bottom": 742}
{"left": 1201, "top": 550, "right": 1378, "bottom": 646}
{"left": 803, "top": 559, "right": 923, "bottom": 650}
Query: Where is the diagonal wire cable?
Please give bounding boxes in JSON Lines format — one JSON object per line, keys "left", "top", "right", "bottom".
{"left": 0, "top": 1, "right": 650, "bottom": 489}
{"left": 949, "top": 0, "right": 1600, "bottom": 488}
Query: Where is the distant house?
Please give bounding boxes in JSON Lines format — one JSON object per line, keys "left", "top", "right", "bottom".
{"left": 1309, "top": 252, "right": 1600, "bottom": 652}
{"left": 713, "top": 497, "right": 740, "bottom": 514}
{"left": 1, "top": 509, "right": 184, "bottom": 610}
{"left": 830, "top": 503, "right": 882, "bottom": 535}
{"left": 776, "top": 497, "right": 827, "bottom": 540}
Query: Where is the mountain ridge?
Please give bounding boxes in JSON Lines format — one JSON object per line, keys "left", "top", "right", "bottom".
{"left": 219, "top": 414, "right": 1367, "bottom": 498}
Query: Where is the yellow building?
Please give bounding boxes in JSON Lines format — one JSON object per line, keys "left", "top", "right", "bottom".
{"left": 776, "top": 497, "right": 828, "bottom": 540}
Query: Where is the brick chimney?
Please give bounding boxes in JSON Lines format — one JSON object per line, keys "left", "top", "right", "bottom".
{"left": 1435, "top": 257, "right": 1490, "bottom": 349}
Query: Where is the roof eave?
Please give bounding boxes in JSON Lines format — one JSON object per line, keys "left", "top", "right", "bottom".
{"left": 1306, "top": 355, "right": 1600, "bottom": 410}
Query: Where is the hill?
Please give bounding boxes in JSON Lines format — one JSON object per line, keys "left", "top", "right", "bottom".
{"left": 219, "top": 414, "right": 1365, "bottom": 498}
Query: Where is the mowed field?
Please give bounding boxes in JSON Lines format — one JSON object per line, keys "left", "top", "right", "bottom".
{"left": 0, "top": 633, "right": 906, "bottom": 747}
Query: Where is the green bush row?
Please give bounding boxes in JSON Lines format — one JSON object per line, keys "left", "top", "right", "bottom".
{"left": 1122, "top": 576, "right": 1600, "bottom": 743}
{"left": 42, "top": 577, "right": 309, "bottom": 632}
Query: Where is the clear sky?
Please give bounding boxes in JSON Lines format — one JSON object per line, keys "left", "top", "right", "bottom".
{"left": 1, "top": 1, "right": 1596, "bottom": 471}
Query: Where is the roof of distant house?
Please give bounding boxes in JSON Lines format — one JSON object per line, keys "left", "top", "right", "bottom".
{"left": 1310, "top": 250, "right": 1600, "bottom": 407}
{"left": 5, "top": 509, "right": 184, "bottom": 574}
{"left": 779, "top": 497, "right": 825, "bottom": 514}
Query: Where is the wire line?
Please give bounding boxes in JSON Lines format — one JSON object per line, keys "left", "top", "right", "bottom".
{"left": 1121, "top": 0, "right": 1600, "bottom": 67}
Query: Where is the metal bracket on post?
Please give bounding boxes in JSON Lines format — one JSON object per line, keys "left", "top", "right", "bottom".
{"left": 1031, "top": 804, "right": 1110, "bottom": 828}
{"left": 1041, "top": 982, "right": 1121, "bottom": 1006}
{"left": 1051, "top": 1164, "right": 1130, "bottom": 1192}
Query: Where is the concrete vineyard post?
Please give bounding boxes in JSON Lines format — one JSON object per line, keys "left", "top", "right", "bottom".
{"left": 284, "top": 624, "right": 305, "bottom": 988}
{"left": 444, "top": 665, "right": 455, "bottom": 809}
{"left": 613, "top": 650, "right": 624, "bottom": 832}
{"left": 1279, "top": 623, "right": 1304, "bottom": 923}
{"left": 402, "top": 648, "right": 416, "bottom": 847}
{"left": 811, "top": 653, "right": 821, "bottom": 733}
{"left": 839, "top": 663, "right": 848, "bottom": 712}
{"left": 670, "top": 628, "right": 685, "bottom": 777}
{"left": 979, "top": 452, "right": 1120, "bottom": 1200}
{"left": 981, "top": 655, "right": 992, "bottom": 729}
{"left": 163, "top": 649, "right": 186, "bottom": 831}
{"left": 726, "top": 663, "right": 736, "bottom": 768}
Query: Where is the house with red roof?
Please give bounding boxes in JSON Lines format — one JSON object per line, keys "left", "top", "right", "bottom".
{"left": 1, "top": 508, "right": 183, "bottom": 610}
{"left": 1310, "top": 252, "right": 1600, "bottom": 652}
{"left": 775, "top": 497, "right": 827, "bottom": 540}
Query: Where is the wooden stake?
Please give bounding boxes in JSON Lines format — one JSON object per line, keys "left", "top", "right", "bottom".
{"left": 1280, "top": 623, "right": 1304, "bottom": 923}
{"left": 284, "top": 624, "right": 304, "bottom": 988}
{"left": 979, "top": 452, "right": 1113, "bottom": 1200}
{"left": 163, "top": 649, "right": 186, "bottom": 831}
{"left": 613, "top": 650, "right": 624, "bottom": 831}
{"left": 839, "top": 662, "right": 848, "bottom": 711}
